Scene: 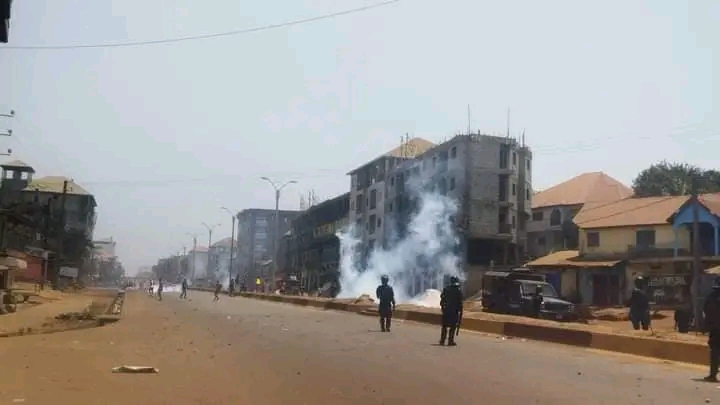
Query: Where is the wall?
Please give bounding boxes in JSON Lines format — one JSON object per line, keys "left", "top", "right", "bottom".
{"left": 579, "top": 225, "right": 690, "bottom": 256}
{"left": 527, "top": 205, "right": 581, "bottom": 258}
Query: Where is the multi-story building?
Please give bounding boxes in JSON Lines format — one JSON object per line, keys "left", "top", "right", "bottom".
{"left": 92, "top": 237, "right": 116, "bottom": 260}
{"left": 281, "top": 193, "right": 350, "bottom": 293}
{"left": 385, "top": 134, "right": 532, "bottom": 267}
{"left": 347, "top": 137, "right": 435, "bottom": 261}
{"left": 208, "top": 237, "right": 237, "bottom": 280}
{"left": 0, "top": 160, "right": 97, "bottom": 283}
{"left": 236, "top": 208, "right": 299, "bottom": 283}
{"left": 527, "top": 172, "right": 633, "bottom": 259}
{"left": 187, "top": 246, "right": 208, "bottom": 281}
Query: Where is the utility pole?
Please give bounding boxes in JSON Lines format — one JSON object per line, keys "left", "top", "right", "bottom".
{"left": 55, "top": 180, "right": 69, "bottom": 288}
{"left": 260, "top": 177, "right": 297, "bottom": 291}
{"left": 221, "top": 207, "right": 238, "bottom": 280}
{"left": 186, "top": 232, "right": 198, "bottom": 280}
{"left": 692, "top": 177, "right": 704, "bottom": 331}
{"left": 202, "top": 222, "right": 220, "bottom": 279}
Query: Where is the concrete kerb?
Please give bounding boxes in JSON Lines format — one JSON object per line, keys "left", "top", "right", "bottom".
{"left": 96, "top": 289, "right": 126, "bottom": 325}
{"left": 201, "top": 289, "right": 711, "bottom": 366}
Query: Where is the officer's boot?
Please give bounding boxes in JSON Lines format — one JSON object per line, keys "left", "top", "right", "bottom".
{"left": 447, "top": 327, "right": 457, "bottom": 346}
{"left": 380, "top": 317, "right": 386, "bottom": 332}
{"left": 706, "top": 349, "right": 720, "bottom": 382}
{"left": 385, "top": 317, "right": 391, "bottom": 332}
{"left": 439, "top": 327, "right": 447, "bottom": 345}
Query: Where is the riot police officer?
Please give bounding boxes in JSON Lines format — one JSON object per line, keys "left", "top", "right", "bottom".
{"left": 439, "top": 276, "right": 464, "bottom": 346}
{"left": 376, "top": 275, "right": 396, "bottom": 332}
{"left": 703, "top": 277, "right": 720, "bottom": 382}
{"left": 629, "top": 276, "right": 650, "bottom": 330}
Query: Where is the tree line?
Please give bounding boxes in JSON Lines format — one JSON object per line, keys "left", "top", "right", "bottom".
{"left": 632, "top": 161, "right": 720, "bottom": 197}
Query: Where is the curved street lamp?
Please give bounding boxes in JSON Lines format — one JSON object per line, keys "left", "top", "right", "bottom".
{"left": 259, "top": 177, "right": 297, "bottom": 287}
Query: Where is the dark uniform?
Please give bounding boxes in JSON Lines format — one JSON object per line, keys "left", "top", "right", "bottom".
{"left": 703, "top": 277, "right": 720, "bottom": 382}
{"left": 439, "top": 276, "right": 463, "bottom": 346}
{"left": 532, "top": 284, "right": 544, "bottom": 318}
{"left": 376, "top": 275, "right": 396, "bottom": 332}
{"left": 157, "top": 279, "right": 164, "bottom": 301}
{"left": 629, "top": 276, "right": 650, "bottom": 330}
{"left": 214, "top": 281, "right": 222, "bottom": 302}
{"left": 180, "top": 278, "right": 188, "bottom": 299}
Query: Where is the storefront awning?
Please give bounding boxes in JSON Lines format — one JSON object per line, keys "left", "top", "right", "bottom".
{"left": 526, "top": 250, "right": 621, "bottom": 268}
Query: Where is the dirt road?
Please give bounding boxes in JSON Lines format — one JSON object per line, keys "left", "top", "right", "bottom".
{"left": 0, "top": 290, "right": 717, "bottom": 404}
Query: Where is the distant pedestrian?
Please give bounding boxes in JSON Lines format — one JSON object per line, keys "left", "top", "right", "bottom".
{"left": 180, "top": 278, "right": 188, "bottom": 299}
{"left": 439, "top": 276, "right": 463, "bottom": 346}
{"left": 628, "top": 276, "right": 650, "bottom": 330}
{"left": 703, "top": 277, "right": 720, "bottom": 382}
{"left": 376, "top": 275, "right": 396, "bottom": 332}
{"left": 157, "top": 279, "right": 164, "bottom": 301}
{"left": 214, "top": 280, "right": 222, "bottom": 302}
{"left": 148, "top": 281, "right": 154, "bottom": 297}
{"left": 228, "top": 278, "right": 235, "bottom": 297}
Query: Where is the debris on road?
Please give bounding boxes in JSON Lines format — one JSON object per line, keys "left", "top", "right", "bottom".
{"left": 112, "top": 366, "right": 159, "bottom": 374}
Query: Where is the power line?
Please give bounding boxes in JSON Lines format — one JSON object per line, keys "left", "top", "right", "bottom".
{"left": 2, "top": 0, "right": 400, "bottom": 50}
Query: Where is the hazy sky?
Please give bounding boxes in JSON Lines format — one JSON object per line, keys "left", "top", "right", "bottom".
{"left": 1, "top": 0, "right": 717, "bottom": 274}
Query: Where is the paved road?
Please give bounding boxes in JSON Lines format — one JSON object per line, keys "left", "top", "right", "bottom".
{"left": 1, "top": 290, "right": 717, "bottom": 404}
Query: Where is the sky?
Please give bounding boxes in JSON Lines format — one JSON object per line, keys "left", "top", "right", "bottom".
{"left": 0, "top": 0, "right": 717, "bottom": 274}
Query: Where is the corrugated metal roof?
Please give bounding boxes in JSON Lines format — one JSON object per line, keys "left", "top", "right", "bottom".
{"left": 573, "top": 195, "right": 689, "bottom": 229}
{"left": 526, "top": 250, "right": 621, "bottom": 268}
{"left": 23, "top": 176, "right": 92, "bottom": 196}
{"left": 532, "top": 172, "right": 633, "bottom": 209}
{"left": 346, "top": 137, "right": 435, "bottom": 175}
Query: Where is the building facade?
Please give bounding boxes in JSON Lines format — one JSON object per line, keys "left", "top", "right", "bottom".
{"left": 527, "top": 172, "right": 633, "bottom": 259}
{"left": 236, "top": 208, "right": 299, "bottom": 283}
{"left": 281, "top": 193, "right": 350, "bottom": 293}
{"left": 384, "top": 134, "right": 532, "bottom": 268}
{"left": 208, "top": 237, "right": 237, "bottom": 281}
{"left": 347, "top": 138, "right": 435, "bottom": 263}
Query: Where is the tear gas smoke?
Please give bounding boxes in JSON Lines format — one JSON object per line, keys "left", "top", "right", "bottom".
{"left": 336, "top": 184, "right": 463, "bottom": 307}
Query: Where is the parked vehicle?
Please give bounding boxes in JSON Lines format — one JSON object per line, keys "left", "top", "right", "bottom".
{"left": 481, "top": 268, "right": 577, "bottom": 321}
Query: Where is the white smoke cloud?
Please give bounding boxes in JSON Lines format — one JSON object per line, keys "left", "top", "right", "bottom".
{"left": 336, "top": 185, "right": 463, "bottom": 306}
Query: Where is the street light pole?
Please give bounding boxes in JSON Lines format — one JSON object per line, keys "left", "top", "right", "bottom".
{"left": 202, "top": 222, "right": 221, "bottom": 279}
{"left": 260, "top": 177, "right": 297, "bottom": 291}
{"left": 221, "top": 207, "right": 239, "bottom": 280}
{"left": 186, "top": 232, "right": 198, "bottom": 281}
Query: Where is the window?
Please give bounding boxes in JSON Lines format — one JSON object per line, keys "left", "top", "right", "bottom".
{"left": 355, "top": 195, "right": 363, "bottom": 213}
{"left": 549, "top": 208, "right": 562, "bottom": 226}
{"left": 369, "top": 214, "right": 377, "bottom": 234}
{"left": 512, "top": 183, "right": 516, "bottom": 196}
{"left": 449, "top": 177, "right": 456, "bottom": 190}
{"left": 526, "top": 159, "right": 531, "bottom": 171}
{"left": 587, "top": 232, "right": 600, "bottom": 248}
{"left": 390, "top": 177, "right": 394, "bottom": 187}
{"left": 532, "top": 211, "right": 543, "bottom": 221}
{"left": 512, "top": 215, "right": 516, "bottom": 229}
{"left": 526, "top": 188, "right": 530, "bottom": 200}
{"left": 512, "top": 152, "right": 517, "bottom": 166}
{"left": 370, "top": 189, "right": 377, "bottom": 209}
{"left": 388, "top": 203, "right": 393, "bottom": 212}
{"left": 538, "top": 237, "right": 546, "bottom": 246}
{"left": 450, "top": 146, "right": 457, "bottom": 158}
{"left": 636, "top": 230, "right": 656, "bottom": 247}
{"left": 377, "top": 217, "right": 382, "bottom": 228}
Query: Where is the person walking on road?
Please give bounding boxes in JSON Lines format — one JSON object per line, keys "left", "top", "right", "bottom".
{"left": 214, "top": 280, "right": 222, "bottom": 302}
{"left": 228, "top": 278, "right": 235, "bottom": 297}
{"left": 629, "top": 276, "right": 650, "bottom": 331}
{"left": 439, "top": 276, "right": 463, "bottom": 346}
{"left": 157, "top": 279, "right": 164, "bottom": 301}
{"left": 703, "top": 277, "right": 720, "bottom": 382}
{"left": 376, "top": 275, "right": 396, "bottom": 332}
{"left": 180, "top": 278, "right": 188, "bottom": 300}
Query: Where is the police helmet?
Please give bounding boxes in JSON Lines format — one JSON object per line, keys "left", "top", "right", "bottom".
{"left": 449, "top": 276, "right": 460, "bottom": 285}
{"left": 380, "top": 275, "right": 389, "bottom": 283}
{"left": 634, "top": 276, "right": 645, "bottom": 288}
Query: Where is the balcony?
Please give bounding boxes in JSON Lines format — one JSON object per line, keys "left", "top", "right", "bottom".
{"left": 498, "top": 223, "right": 513, "bottom": 235}
{"left": 627, "top": 243, "right": 686, "bottom": 259}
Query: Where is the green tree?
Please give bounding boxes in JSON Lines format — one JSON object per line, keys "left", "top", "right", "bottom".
{"left": 632, "top": 161, "right": 720, "bottom": 197}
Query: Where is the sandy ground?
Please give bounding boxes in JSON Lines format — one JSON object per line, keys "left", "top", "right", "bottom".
{"left": 0, "top": 290, "right": 717, "bottom": 404}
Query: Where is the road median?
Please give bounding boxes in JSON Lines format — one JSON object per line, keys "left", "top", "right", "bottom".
{"left": 190, "top": 287, "right": 707, "bottom": 365}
